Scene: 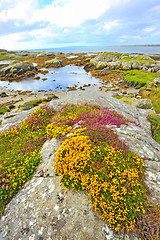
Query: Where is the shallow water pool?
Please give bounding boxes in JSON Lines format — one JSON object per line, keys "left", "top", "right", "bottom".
{"left": 0, "top": 65, "right": 100, "bottom": 93}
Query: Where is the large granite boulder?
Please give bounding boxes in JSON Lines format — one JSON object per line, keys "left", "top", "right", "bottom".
{"left": 107, "top": 61, "right": 122, "bottom": 69}
{"left": 132, "top": 99, "right": 153, "bottom": 109}
{"left": 0, "top": 61, "right": 37, "bottom": 77}
{"left": 90, "top": 53, "right": 120, "bottom": 66}
{"left": 121, "top": 61, "right": 132, "bottom": 70}
{"left": 90, "top": 53, "right": 106, "bottom": 65}
{"left": 130, "top": 61, "right": 142, "bottom": 70}
{"left": 36, "top": 52, "right": 56, "bottom": 58}
{"left": 95, "top": 61, "right": 108, "bottom": 69}
{"left": 45, "top": 57, "right": 64, "bottom": 67}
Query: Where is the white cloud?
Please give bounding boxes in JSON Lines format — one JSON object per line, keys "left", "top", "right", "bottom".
{"left": 0, "top": 0, "right": 129, "bottom": 27}
{"left": 0, "top": 0, "right": 38, "bottom": 23}
{"left": 64, "top": 28, "right": 72, "bottom": 33}
{"left": 32, "top": 0, "right": 128, "bottom": 27}
{"left": 0, "top": 32, "right": 26, "bottom": 49}
{"left": 104, "top": 20, "right": 120, "bottom": 31}
{"left": 0, "top": 26, "right": 58, "bottom": 50}
{"left": 143, "top": 27, "right": 155, "bottom": 33}
{"left": 29, "top": 26, "right": 57, "bottom": 39}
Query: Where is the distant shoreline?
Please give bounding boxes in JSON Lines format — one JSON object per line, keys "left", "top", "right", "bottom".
{"left": 1, "top": 44, "right": 160, "bottom": 54}
{"left": 113, "top": 44, "right": 160, "bottom": 47}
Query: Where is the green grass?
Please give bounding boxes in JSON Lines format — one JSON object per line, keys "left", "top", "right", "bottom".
{"left": 140, "top": 85, "right": 160, "bottom": 113}
{"left": 104, "top": 52, "right": 156, "bottom": 64}
{"left": 105, "top": 52, "right": 122, "bottom": 57}
{"left": 0, "top": 105, "right": 54, "bottom": 215}
{"left": 0, "top": 107, "right": 10, "bottom": 115}
{"left": 124, "top": 70, "right": 160, "bottom": 84}
{"left": 18, "top": 95, "right": 58, "bottom": 109}
{"left": 0, "top": 52, "right": 30, "bottom": 61}
{"left": 148, "top": 114, "right": 160, "bottom": 144}
{"left": 120, "top": 55, "right": 156, "bottom": 64}
{"left": 113, "top": 94, "right": 134, "bottom": 100}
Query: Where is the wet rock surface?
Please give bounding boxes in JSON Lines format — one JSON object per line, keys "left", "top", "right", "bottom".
{"left": 0, "top": 89, "right": 160, "bottom": 240}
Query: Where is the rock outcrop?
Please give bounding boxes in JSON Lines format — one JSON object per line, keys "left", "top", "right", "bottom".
{"left": 36, "top": 52, "right": 56, "bottom": 58}
{"left": 5, "top": 51, "right": 37, "bottom": 58}
{"left": 89, "top": 52, "right": 160, "bottom": 72}
{"left": 0, "top": 61, "right": 37, "bottom": 78}
{"left": 0, "top": 89, "right": 160, "bottom": 240}
{"left": 45, "top": 57, "right": 65, "bottom": 67}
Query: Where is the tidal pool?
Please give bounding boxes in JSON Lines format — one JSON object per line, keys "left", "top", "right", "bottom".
{"left": 0, "top": 65, "right": 100, "bottom": 93}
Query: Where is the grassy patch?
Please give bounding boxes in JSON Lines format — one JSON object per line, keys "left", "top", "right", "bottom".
{"left": 147, "top": 114, "right": 160, "bottom": 144}
{"left": 0, "top": 107, "right": 10, "bottom": 115}
{"left": 0, "top": 54, "right": 29, "bottom": 61}
{"left": 120, "top": 55, "right": 156, "bottom": 64}
{"left": 0, "top": 105, "right": 54, "bottom": 215}
{"left": 18, "top": 95, "right": 58, "bottom": 109}
{"left": 105, "top": 52, "right": 122, "bottom": 57}
{"left": 124, "top": 70, "right": 160, "bottom": 85}
{"left": 113, "top": 94, "right": 135, "bottom": 100}
{"left": 140, "top": 86, "right": 160, "bottom": 113}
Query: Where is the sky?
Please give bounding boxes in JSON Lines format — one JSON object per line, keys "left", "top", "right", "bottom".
{"left": 0, "top": 0, "right": 160, "bottom": 50}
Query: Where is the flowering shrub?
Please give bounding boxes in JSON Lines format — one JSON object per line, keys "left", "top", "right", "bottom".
{"left": 46, "top": 123, "right": 72, "bottom": 139}
{"left": 53, "top": 105, "right": 146, "bottom": 232}
{"left": 0, "top": 105, "right": 54, "bottom": 215}
{"left": 1, "top": 103, "right": 155, "bottom": 236}
{"left": 147, "top": 114, "right": 160, "bottom": 144}
{"left": 55, "top": 132, "right": 145, "bottom": 232}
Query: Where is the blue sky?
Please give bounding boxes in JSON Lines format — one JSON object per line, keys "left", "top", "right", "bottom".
{"left": 0, "top": 0, "right": 160, "bottom": 50}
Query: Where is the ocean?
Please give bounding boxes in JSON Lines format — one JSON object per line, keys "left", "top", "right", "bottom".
{"left": 29, "top": 45, "right": 160, "bottom": 54}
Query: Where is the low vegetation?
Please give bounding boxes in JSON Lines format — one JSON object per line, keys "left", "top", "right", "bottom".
{"left": 104, "top": 52, "right": 156, "bottom": 64}
{"left": 105, "top": 52, "right": 123, "bottom": 58}
{"left": 0, "top": 105, "right": 54, "bottom": 215}
{"left": 148, "top": 114, "right": 160, "bottom": 144}
{"left": 0, "top": 105, "right": 159, "bottom": 237}
{"left": 119, "top": 55, "right": 156, "bottom": 64}
{"left": 140, "top": 86, "right": 160, "bottom": 113}
{"left": 124, "top": 70, "right": 159, "bottom": 85}
{"left": 0, "top": 106, "right": 10, "bottom": 115}
{"left": 122, "top": 70, "right": 160, "bottom": 113}
{"left": 0, "top": 51, "right": 29, "bottom": 61}
{"left": 18, "top": 95, "right": 58, "bottom": 110}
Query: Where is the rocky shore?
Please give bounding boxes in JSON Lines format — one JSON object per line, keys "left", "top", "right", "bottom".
{"left": 0, "top": 50, "right": 160, "bottom": 116}
{"left": 0, "top": 50, "right": 160, "bottom": 240}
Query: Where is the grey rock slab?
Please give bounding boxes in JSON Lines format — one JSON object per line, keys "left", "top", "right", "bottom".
{"left": 0, "top": 175, "right": 111, "bottom": 240}
{"left": 35, "top": 138, "right": 62, "bottom": 177}
{"left": 0, "top": 109, "right": 32, "bottom": 132}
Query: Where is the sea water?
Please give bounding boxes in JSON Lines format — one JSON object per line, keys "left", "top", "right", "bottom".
{"left": 29, "top": 45, "right": 160, "bottom": 54}
{"left": 0, "top": 65, "right": 100, "bottom": 93}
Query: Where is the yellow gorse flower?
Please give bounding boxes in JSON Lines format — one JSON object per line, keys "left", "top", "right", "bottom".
{"left": 55, "top": 131, "right": 145, "bottom": 232}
